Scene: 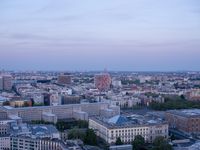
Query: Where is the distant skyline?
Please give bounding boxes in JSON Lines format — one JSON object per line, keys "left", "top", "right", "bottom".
{"left": 0, "top": 0, "right": 200, "bottom": 71}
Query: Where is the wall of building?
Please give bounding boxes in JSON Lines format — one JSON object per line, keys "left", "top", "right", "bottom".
{"left": 89, "top": 118, "right": 168, "bottom": 144}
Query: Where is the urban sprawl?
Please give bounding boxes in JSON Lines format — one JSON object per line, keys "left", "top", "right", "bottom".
{"left": 0, "top": 71, "right": 200, "bottom": 150}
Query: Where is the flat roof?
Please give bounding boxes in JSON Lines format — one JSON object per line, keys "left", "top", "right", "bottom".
{"left": 1, "top": 102, "right": 109, "bottom": 111}
{"left": 167, "top": 109, "right": 200, "bottom": 118}
{"left": 90, "top": 115, "right": 167, "bottom": 129}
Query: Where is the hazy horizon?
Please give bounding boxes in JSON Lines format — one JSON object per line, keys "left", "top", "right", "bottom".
{"left": 0, "top": 0, "right": 200, "bottom": 71}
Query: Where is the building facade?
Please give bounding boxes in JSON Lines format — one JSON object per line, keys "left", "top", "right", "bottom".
{"left": 166, "top": 109, "right": 200, "bottom": 135}
{"left": 0, "top": 102, "right": 119, "bottom": 123}
{"left": 2, "top": 75, "right": 12, "bottom": 91}
{"left": 89, "top": 115, "right": 168, "bottom": 144}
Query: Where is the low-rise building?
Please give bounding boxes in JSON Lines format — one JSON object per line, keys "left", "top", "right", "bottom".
{"left": 166, "top": 109, "right": 200, "bottom": 135}
{"left": 89, "top": 114, "right": 168, "bottom": 144}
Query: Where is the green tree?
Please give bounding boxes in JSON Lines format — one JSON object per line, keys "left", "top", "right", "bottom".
{"left": 84, "top": 129, "right": 97, "bottom": 145}
{"left": 132, "top": 135, "right": 145, "bottom": 150}
{"left": 152, "top": 136, "right": 172, "bottom": 150}
{"left": 116, "top": 137, "right": 123, "bottom": 145}
{"left": 68, "top": 128, "right": 86, "bottom": 141}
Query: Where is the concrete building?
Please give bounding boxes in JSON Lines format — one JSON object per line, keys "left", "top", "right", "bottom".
{"left": 61, "top": 95, "right": 80, "bottom": 105}
{"left": 3, "top": 75, "right": 13, "bottom": 91}
{"left": 0, "top": 121, "right": 10, "bottom": 135}
{"left": 0, "top": 136, "right": 10, "bottom": 150}
{"left": 42, "top": 112, "right": 58, "bottom": 124}
{"left": 9, "top": 124, "right": 66, "bottom": 150}
{"left": 0, "top": 76, "right": 3, "bottom": 90}
{"left": 166, "top": 109, "right": 200, "bottom": 135}
{"left": 0, "top": 102, "right": 119, "bottom": 123}
{"left": 94, "top": 73, "right": 112, "bottom": 91}
{"left": 89, "top": 114, "right": 168, "bottom": 144}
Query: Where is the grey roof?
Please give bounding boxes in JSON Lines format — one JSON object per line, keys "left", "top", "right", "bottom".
{"left": 167, "top": 109, "right": 200, "bottom": 118}
{"left": 108, "top": 115, "right": 128, "bottom": 125}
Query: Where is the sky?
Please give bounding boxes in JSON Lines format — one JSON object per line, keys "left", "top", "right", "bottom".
{"left": 0, "top": 0, "right": 200, "bottom": 71}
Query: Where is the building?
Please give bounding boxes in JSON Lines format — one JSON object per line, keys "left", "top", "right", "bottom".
{"left": 94, "top": 73, "right": 112, "bottom": 91}
{"left": 112, "top": 79, "right": 122, "bottom": 88}
{"left": 0, "top": 120, "right": 11, "bottom": 150}
{"left": 166, "top": 109, "right": 200, "bottom": 135}
{"left": 89, "top": 114, "right": 168, "bottom": 144}
{"left": 32, "top": 94, "right": 44, "bottom": 104}
{"left": 57, "top": 74, "right": 72, "bottom": 85}
{"left": 0, "top": 76, "right": 3, "bottom": 90}
{"left": 3, "top": 75, "right": 13, "bottom": 91}
{"left": 0, "top": 118, "right": 82, "bottom": 150}
{"left": 61, "top": 95, "right": 81, "bottom": 104}
{"left": 9, "top": 124, "right": 66, "bottom": 150}
{"left": 109, "top": 144, "right": 132, "bottom": 150}
{"left": 0, "top": 102, "right": 119, "bottom": 123}
{"left": 0, "top": 120, "right": 10, "bottom": 135}
{"left": 9, "top": 99, "right": 32, "bottom": 107}
{"left": 0, "top": 136, "right": 10, "bottom": 150}
{"left": 49, "top": 93, "right": 61, "bottom": 106}
{"left": 188, "top": 89, "right": 200, "bottom": 101}
{"left": 0, "top": 96, "right": 8, "bottom": 106}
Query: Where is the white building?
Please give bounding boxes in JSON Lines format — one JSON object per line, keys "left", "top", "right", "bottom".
{"left": 0, "top": 136, "right": 10, "bottom": 150}
{"left": 112, "top": 79, "right": 122, "bottom": 88}
{"left": 89, "top": 115, "right": 168, "bottom": 144}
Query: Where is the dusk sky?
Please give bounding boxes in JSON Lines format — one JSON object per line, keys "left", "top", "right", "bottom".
{"left": 0, "top": 0, "right": 200, "bottom": 71}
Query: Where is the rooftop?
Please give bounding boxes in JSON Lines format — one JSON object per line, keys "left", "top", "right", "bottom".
{"left": 167, "top": 109, "right": 200, "bottom": 118}
{"left": 90, "top": 114, "right": 167, "bottom": 129}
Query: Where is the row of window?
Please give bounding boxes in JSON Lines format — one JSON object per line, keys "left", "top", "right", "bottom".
{"left": 111, "top": 128, "right": 149, "bottom": 134}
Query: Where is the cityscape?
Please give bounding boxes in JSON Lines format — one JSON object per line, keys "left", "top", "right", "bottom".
{"left": 1, "top": 0, "right": 200, "bottom": 150}
{"left": 0, "top": 71, "right": 200, "bottom": 150}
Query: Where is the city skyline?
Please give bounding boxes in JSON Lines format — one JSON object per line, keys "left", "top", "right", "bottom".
{"left": 0, "top": 0, "right": 200, "bottom": 71}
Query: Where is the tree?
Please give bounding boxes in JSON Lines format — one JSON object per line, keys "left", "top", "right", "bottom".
{"left": 116, "top": 137, "right": 123, "bottom": 145}
{"left": 180, "top": 95, "right": 185, "bottom": 100}
{"left": 152, "top": 136, "right": 172, "bottom": 150}
{"left": 84, "top": 129, "right": 97, "bottom": 145}
{"left": 132, "top": 135, "right": 145, "bottom": 150}
{"left": 68, "top": 128, "right": 86, "bottom": 141}
{"left": 3, "top": 101, "right": 10, "bottom": 106}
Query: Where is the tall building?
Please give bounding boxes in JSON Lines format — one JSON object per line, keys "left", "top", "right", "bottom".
{"left": 3, "top": 75, "right": 12, "bottom": 91}
{"left": 0, "top": 76, "right": 3, "bottom": 90}
{"left": 57, "top": 74, "right": 72, "bottom": 85}
{"left": 94, "top": 73, "right": 112, "bottom": 91}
